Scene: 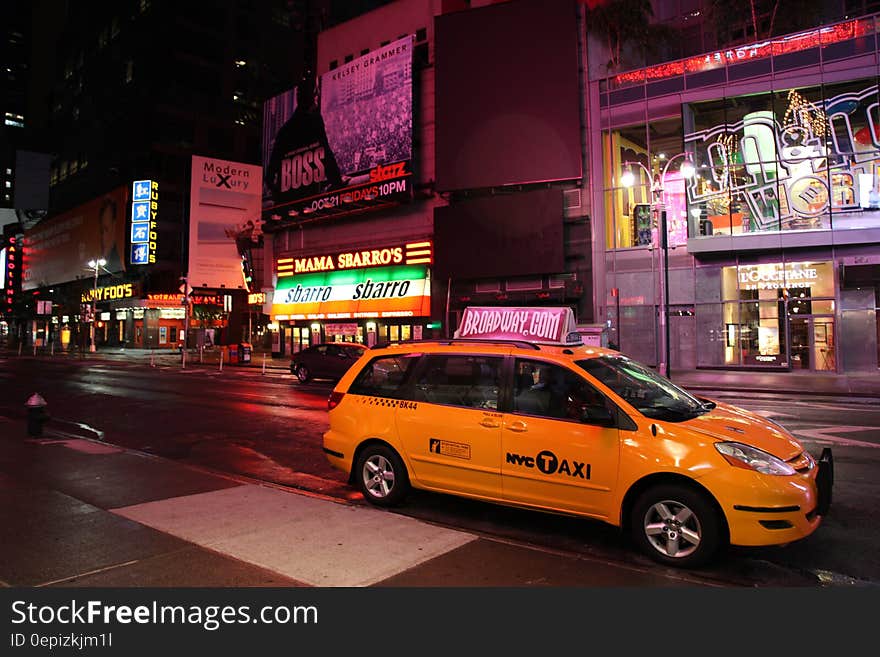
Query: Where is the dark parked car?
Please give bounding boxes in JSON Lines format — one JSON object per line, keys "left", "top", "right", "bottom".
{"left": 290, "top": 343, "right": 368, "bottom": 382}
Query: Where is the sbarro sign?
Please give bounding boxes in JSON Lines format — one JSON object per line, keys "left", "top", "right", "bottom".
{"left": 454, "top": 306, "right": 581, "bottom": 345}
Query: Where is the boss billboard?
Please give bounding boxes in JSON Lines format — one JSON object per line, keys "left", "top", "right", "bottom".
{"left": 262, "top": 36, "right": 413, "bottom": 222}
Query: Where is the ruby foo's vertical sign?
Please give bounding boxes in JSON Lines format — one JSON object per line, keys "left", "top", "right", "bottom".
{"left": 130, "top": 179, "right": 158, "bottom": 265}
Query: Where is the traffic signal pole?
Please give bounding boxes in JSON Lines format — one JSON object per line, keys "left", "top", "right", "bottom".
{"left": 182, "top": 275, "right": 190, "bottom": 370}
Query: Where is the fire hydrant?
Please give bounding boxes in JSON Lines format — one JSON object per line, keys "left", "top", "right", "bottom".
{"left": 25, "top": 393, "right": 49, "bottom": 437}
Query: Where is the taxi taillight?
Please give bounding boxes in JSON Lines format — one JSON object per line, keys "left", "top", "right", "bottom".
{"left": 328, "top": 391, "right": 345, "bottom": 410}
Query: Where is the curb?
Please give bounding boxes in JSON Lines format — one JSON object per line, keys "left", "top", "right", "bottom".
{"left": 682, "top": 384, "right": 880, "bottom": 402}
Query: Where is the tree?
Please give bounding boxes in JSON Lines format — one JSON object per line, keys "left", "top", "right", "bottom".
{"left": 584, "top": 0, "right": 675, "bottom": 71}
{"left": 708, "top": 0, "right": 826, "bottom": 45}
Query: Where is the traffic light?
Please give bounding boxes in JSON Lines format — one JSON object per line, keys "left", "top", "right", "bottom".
{"left": 240, "top": 255, "right": 253, "bottom": 289}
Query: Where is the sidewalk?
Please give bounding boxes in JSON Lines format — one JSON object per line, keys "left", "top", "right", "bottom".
{"left": 670, "top": 368, "right": 880, "bottom": 399}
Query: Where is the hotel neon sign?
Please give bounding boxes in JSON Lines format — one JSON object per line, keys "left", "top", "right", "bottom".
{"left": 612, "top": 19, "right": 873, "bottom": 87}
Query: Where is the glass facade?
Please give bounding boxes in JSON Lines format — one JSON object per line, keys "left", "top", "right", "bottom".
{"left": 719, "top": 261, "right": 835, "bottom": 369}
{"left": 602, "top": 78, "right": 880, "bottom": 249}
{"left": 603, "top": 117, "right": 690, "bottom": 249}
{"left": 686, "top": 79, "right": 880, "bottom": 238}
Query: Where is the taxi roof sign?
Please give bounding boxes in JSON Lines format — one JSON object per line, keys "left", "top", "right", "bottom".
{"left": 454, "top": 306, "right": 582, "bottom": 346}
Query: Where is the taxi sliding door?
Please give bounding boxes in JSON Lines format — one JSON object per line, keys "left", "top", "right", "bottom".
{"left": 395, "top": 354, "right": 505, "bottom": 501}
{"left": 501, "top": 359, "right": 620, "bottom": 520}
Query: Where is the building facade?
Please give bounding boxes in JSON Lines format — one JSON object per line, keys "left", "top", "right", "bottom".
{"left": 261, "top": 0, "right": 593, "bottom": 354}
{"left": 590, "top": 14, "right": 880, "bottom": 374}
{"left": 261, "top": 0, "right": 445, "bottom": 353}
{"left": 15, "top": 0, "right": 302, "bottom": 350}
{"left": 262, "top": 0, "right": 880, "bottom": 378}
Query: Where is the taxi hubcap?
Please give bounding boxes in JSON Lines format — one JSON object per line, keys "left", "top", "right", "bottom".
{"left": 644, "top": 500, "right": 701, "bottom": 559}
{"left": 363, "top": 455, "right": 395, "bottom": 498}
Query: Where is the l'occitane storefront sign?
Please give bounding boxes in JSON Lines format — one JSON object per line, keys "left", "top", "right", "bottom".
{"left": 735, "top": 261, "right": 832, "bottom": 292}
{"left": 272, "top": 265, "right": 431, "bottom": 319}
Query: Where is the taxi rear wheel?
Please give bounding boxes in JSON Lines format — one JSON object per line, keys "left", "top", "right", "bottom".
{"left": 355, "top": 444, "right": 410, "bottom": 507}
{"left": 630, "top": 484, "right": 722, "bottom": 568}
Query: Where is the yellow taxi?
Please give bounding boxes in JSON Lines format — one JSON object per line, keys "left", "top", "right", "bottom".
{"left": 323, "top": 307, "right": 833, "bottom": 567}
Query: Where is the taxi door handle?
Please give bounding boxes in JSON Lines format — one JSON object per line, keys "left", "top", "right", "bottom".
{"left": 506, "top": 421, "right": 528, "bottom": 433}
{"left": 480, "top": 417, "right": 501, "bottom": 428}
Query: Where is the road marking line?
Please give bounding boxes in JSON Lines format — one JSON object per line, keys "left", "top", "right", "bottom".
{"left": 793, "top": 426, "right": 880, "bottom": 449}
{"left": 37, "top": 560, "right": 141, "bottom": 587}
{"left": 753, "top": 410, "right": 800, "bottom": 419}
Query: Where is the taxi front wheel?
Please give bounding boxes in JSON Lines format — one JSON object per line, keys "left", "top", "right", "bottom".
{"left": 631, "top": 484, "right": 724, "bottom": 568}
{"left": 355, "top": 444, "right": 410, "bottom": 507}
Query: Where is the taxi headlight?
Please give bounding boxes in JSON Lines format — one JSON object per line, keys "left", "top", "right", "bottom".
{"left": 715, "top": 442, "right": 796, "bottom": 476}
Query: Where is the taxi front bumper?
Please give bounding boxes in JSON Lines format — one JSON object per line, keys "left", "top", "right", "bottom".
{"left": 705, "top": 448, "right": 834, "bottom": 547}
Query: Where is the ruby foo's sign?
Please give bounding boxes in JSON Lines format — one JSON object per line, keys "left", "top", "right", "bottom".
{"left": 81, "top": 282, "right": 141, "bottom": 303}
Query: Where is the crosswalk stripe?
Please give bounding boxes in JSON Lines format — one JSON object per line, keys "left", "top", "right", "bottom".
{"left": 112, "top": 484, "right": 475, "bottom": 586}
{"left": 793, "top": 426, "right": 880, "bottom": 449}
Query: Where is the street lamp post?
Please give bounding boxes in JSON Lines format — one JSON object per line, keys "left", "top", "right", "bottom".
{"left": 621, "top": 154, "right": 695, "bottom": 379}
{"left": 87, "top": 258, "right": 106, "bottom": 353}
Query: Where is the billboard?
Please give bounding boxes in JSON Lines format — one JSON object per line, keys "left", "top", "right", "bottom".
{"left": 188, "top": 156, "right": 263, "bottom": 289}
{"left": 262, "top": 36, "right": 413, "bottom": 222}
{"left": 22, "top": 186, "right": 128, "bottom": 290}
{"left": 435, "top": 0, "right": 581, "bottom": 191}
{"left": 433, "top": 188, "right": 564, "bottom": 280}
{"left": 271, "top": 265, "right": 431, "bottom": 320}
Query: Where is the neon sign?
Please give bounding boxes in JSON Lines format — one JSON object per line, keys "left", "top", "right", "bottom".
{"left": 271, "top": 265, "right": 431, "bottom": 319}
{"left": 612, "top": 19, "right": 872, "bottom": 87}
{"left": 276, "top": 241, "right": 433, "bottom": 277}
{"left": 130, "top": 179, "right": 158, "bottom": 265}
{"left": 81, "top": 283, "right": 136, "bottom": 303}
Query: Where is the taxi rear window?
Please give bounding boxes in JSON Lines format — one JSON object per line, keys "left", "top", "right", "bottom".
{"left": 349, "top": 354, "right": 420, "bottom": 398}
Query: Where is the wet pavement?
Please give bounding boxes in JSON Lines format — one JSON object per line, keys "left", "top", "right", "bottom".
{"left": 10, "top": 345, "right": 880, "bottom": 399}
{"left": 2, "top": 346, "right": 878, "bottom": 588}
{"left": 0, "top": 416, "right": 715, "bottom": 588}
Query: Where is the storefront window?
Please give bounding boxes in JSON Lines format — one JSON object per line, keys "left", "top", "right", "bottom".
{"left": 686, "top": 79, "right": 880, "bottom": 238}
{"left": 719, "top": 260, "right": 835, "bottom": 368}
{"left": 602, "top": 118, "right": 688, "bottom": 250}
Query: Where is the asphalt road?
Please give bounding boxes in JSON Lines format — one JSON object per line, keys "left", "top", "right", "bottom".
{"left": 2, "top": 355, "right": 879, "bottom": 586}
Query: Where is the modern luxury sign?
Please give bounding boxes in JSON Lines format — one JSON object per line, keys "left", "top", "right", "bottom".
{"left": 188, "top": 156, "right": 263, "bottom": 289}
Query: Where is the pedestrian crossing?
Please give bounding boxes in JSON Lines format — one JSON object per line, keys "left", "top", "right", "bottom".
{"left": 113, "top": 484, "right": 477, "bottom": 587}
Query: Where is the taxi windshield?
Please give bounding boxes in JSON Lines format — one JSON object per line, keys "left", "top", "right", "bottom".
{"left": 576, "top": 356, "right": 707, "bottom": 422}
